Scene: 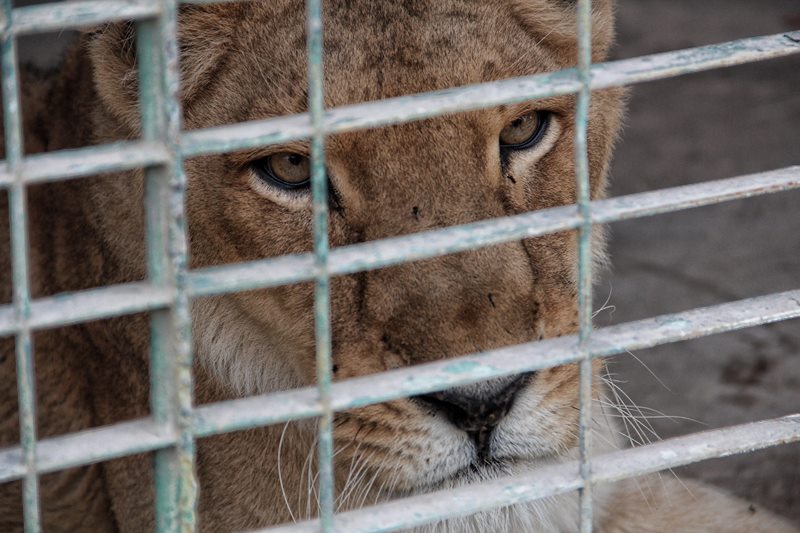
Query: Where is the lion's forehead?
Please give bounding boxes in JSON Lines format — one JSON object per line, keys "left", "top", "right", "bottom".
{"left": 215, "top": 0, "right": 561, "bottom": 122}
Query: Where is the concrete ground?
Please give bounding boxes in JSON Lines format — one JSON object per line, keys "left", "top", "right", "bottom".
{"left": 605, "top": 0, "right": 800, "bottom": 523}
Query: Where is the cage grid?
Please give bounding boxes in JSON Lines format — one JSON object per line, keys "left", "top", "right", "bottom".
{"left": 0, "top": 0, "right": 798, "bottom": 532}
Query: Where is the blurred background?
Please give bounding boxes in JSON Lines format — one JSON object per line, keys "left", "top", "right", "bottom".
{"left": 11, "top": 0, "right": 800, "bottom": 524}
{"left": 605, "top": 0, "right": 799, "bottom": 522}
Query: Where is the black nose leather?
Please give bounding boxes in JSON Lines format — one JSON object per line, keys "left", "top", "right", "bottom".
{"left": 414, "top": 373, "right": 531, "bottom": 459}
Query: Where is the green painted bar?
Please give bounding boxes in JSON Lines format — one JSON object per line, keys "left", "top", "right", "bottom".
{"left": 0, "top": 282, "right": 173, "bottom": 337}
{"left": 0, "top": 34, "right": 794, "bottom": 188}
{"left": 135, "top": 15, "right": 184, "bottom": 533}
{"left": 574, "top": 1, "right": 595, "bottom": 531}
{"left": 0, "top": 419, "right": 174, "bottom": 484}
{"left": 305, "top": 0, "right": 336, "bottom": 530}
{"left": 184, "top": 166, "right": 800, "bottom": 300}
{"left": 158, "top": 0, "right": 198, "bottom": 529}
{"left": 2, "top": 0, "right": 40, "bottom": 530}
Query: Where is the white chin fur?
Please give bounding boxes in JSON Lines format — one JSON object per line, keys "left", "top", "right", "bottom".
{"left": 192, "top": 296, "right": 303, "bottom": 396}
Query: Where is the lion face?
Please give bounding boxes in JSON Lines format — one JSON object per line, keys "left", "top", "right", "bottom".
{"left": 91, "top": 0, "right": 622, "bottom": 509}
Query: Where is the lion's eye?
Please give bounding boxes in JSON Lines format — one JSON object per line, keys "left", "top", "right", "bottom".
{"left": 499, "top": 111, "right": 549, "bottom": 150}
{"left": 252, "top": 153, "right": 311, "bottom": 190}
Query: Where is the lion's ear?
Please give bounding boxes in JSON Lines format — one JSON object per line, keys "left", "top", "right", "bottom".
{"left": 87, "top": 5, "right": 234, "bottom": 132}
{"left": 510, "top": 0, "right": 616, "bottom": 62}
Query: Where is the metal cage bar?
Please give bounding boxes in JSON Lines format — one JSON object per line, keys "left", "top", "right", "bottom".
{"left": 574, "top": 1, "right": 594, "bottom": 530}
{"left": 305, "top": 0, "right": 336, "bottom": 530}
{"left": 259, "top": 414, "right": 800, "bottom": 533}
{"left": 178, "top": 31, "right": 800, "bottom": 159}
{"left": 0, "top": 1, "right": 797, "bottom": 532}
{"left": 0, "top": 165, "right": 796, "bottom": 337}
{"left": 0, "top": 31, "right": 796, "bottom": 187}
{"left": 10, "top": 0, "right": 161, "bottom": 35}
{"left": 2, "top": 288, "right": 798, "bottom": 485}
{"left": 2, "top": 1, "right": 41, "bottom": 530}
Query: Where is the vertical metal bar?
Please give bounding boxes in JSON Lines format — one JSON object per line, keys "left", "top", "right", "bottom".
{"left": 136, "top": 16, "right": 182, "bottom": 532}
{"left": 137, "top": 1, "right": 197, "bottom": 530}
{"left": 1, "top": 2, "right": 40, "bottom": 531}
{"left": 305, "top": 0, "right": 335, "bottom": 530}
{"left": 160, "top": 0, "right": 197, "bottom": 527}
{"left": 575, "top": 1, "right": 594, "bottom": 532}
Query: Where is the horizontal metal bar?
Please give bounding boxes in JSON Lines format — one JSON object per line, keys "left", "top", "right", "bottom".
{"left": 8, "top": 0, "right": 161, "bottom": 35}
{"left": 591, "top": 165, "right": 800, "bottom": 224}
{"left": 187, "top": 165, "right": 800, "bottom": 298}
{"left": 180, "top": 31, "right": 800, "bottom": 157}
{"left": 0, "top": 141, "right": 170, "bottom": 188}
{"left": 0, "top": 35, "right": 794, "bottom": 185}
{"left": 0, "top": 167, "right": 791, "bottom": 336}
{"left": 0, "top": 418, "right": 173, "bottom": 484}
{"left": 0, "top": 290, "right": 796, "bottom": 483}
{"left": 193, "top": 289, "right": 800, "bottom": 436}
{"left": 260, "top": 414, "right": 800, "bottom": 533}
{"left": 0, "top": 283, "right": 173, "bottom": 337}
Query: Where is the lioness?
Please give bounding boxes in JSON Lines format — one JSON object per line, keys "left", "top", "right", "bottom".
{"left": 0, "top": 1, "right": 796, "bottom": 531}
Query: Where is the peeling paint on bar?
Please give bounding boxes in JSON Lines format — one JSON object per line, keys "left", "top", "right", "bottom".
{"left": 304, "top": 0, "right": 337, "bottom": 530}
{"left": 0, "top": 283, "right": 173, "bottom": 337}
{"left": 29, "top": 283, "right": 173, "bottom": 330}
{"left": 258, "top": 415, "right": 800, "bottom": 533}
{"left": 0, "top": 141, "right": 170, "bottom": 188}
{"left": 0, "top": 419, "right": 174, "bottom": 484}
{"left": 180, "top": 31, "right": 800, "bottom": 157}
{"left": 9, "top": 0, "right": 161, "bottom": 35}
{"left": 186, "top": 166, "right": 800, "bottom": 299}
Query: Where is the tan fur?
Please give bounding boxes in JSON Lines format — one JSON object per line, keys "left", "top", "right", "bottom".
{"left": 0, "top": 1, "right": 795, "bottom": 531}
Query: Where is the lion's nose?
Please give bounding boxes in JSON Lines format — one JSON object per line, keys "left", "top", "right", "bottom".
{"left": 414, "top": 373, "right": 532, "bottom": 460}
